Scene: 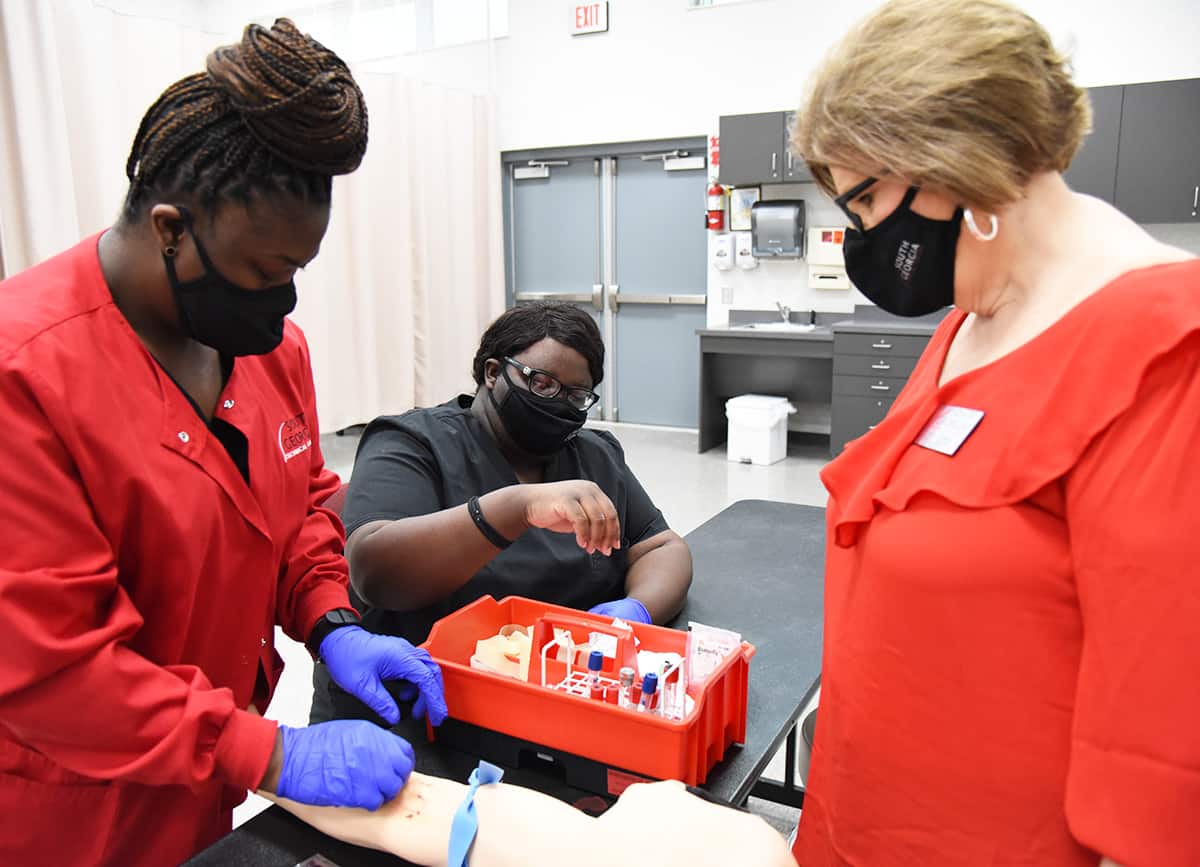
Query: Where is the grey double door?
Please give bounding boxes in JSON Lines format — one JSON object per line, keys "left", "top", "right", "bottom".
{"left": 504, "top": 140, "right": 708, "bottom": 427}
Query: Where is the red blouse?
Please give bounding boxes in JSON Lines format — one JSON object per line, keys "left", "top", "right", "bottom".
{"left": 793, "top": 261, "right": 1200, "bottom": 867}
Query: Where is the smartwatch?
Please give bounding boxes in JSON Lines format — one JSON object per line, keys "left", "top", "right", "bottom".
{"left": 306, "top": 607, "right": 362, "bottom": 657}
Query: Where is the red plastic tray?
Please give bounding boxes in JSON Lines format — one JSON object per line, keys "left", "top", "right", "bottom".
{"left": 421, "top": 595, "right": 754, "bottom": 786}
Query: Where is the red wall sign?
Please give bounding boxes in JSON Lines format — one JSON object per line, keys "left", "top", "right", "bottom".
{"left": 571, "top": 2, "right": 609, "bottom": 36}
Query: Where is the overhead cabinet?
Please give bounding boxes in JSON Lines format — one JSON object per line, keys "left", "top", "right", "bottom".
{"left": 1113, "top": 78, "right": 1200, "bottom": 222}
{"left": 715, "top": 79, "right": 1199, "bottom": 222}
{"left": 1063, "top": 85, "right": 1123, "bottom": 204}
{"left": 1065, "top": 79, "right": 1199, "bottom": 221}
{"left": 718, "top": 111, "right": 813, "bottom": 186}
{"left": 782, "top": 112, "right": 811, "bottom": 183}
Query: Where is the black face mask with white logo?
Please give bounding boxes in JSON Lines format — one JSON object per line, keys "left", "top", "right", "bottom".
{"left": 489, "top": 366, "right": 587, "bottom": 457}
{"left": 842, "top": 187, "right": 961, "bottom": 318}
{"left": 163, "top": 207, "right": 298, "bottom": 357}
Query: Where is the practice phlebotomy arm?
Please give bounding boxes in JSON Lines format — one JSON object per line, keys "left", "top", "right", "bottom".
{"left": 263, "top": 775, "right": 794, "bottom": 867}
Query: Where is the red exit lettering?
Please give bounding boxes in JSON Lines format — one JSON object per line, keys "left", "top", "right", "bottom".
{"left": 576, "top": 4, "right": 601, "bottom": 29}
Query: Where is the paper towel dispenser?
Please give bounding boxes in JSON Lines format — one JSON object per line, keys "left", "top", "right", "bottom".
{"left": 751, "top": 200, "right": 805, "bottom": 258}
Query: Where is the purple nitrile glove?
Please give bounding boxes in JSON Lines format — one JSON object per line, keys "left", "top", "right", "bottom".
{"left": 276, "top": 720, "right": 415, "bottom": 810}
{"left": 588, "top": 597, "right": 652, "bottom": 624}
{"left": 320, "top": 625, "right": 448, "bottom": 726}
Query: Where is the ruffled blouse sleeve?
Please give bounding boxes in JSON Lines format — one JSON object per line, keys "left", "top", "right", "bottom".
{"left": 820, "top": 259, "right": 1200, "bottom": 866}
{"left": 1061, "top": 323, "right": 1200, "bottom": 867}
{"left": 823, "top": 261, "right": 1200, "bottom": 553}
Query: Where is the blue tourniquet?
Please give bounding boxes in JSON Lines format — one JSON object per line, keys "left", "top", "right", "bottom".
{"left": 446, "top": 760, "right": 505, "bottom": 866}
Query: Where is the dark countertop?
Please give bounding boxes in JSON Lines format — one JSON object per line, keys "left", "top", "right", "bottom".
{"left": 187, "top": 500, "right": 825, "bottom": 867}
{"left": 697, "top": 324, "right": 834, "bottom": 341}
{"left": 700, "top": 306, "right": 948, "bottom": 340}
{"left": 831, "top": 307, "right": 947, "bottom": 336}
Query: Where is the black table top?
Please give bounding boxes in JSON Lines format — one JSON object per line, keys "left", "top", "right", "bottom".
{"left": 187, "top": 499, "right": 825, "bottom": 867}
{"left": 677, "top": 499, "right": 825, "bottom": 804}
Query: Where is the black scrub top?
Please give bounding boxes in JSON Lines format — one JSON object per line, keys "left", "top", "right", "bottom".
{"left": 342, "top": 395, "right": 670, "bottom": 645}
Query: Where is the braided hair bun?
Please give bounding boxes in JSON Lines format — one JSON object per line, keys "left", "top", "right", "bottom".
{"left": 122, "top": 18, "right": 367, "bottom": 221}
{"left": 205, "top": 19, "right": 367, "bottom": 175}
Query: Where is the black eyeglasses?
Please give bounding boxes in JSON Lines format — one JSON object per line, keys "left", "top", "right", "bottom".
{"left": 833, "top": 176, "right": 879, "bottom": 232}
{"left": 503, "top": 357, "right": 600, "bottom": 412}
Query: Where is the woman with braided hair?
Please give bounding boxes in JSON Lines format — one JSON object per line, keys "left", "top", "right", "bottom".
{"left": 0, "top": 19, "right": 447, "bottom": 866}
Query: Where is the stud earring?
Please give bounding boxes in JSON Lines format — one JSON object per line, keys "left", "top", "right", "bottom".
{"left": 163, "top": 245, "right": 177, "bottom": 258}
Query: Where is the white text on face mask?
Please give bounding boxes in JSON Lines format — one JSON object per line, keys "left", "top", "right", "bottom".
{"left": 895, "top": 240, "right": 921, "bottom": 282}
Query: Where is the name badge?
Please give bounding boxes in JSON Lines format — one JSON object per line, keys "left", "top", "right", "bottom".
{"left": 915, "top": 405, "right": 984, "bottom": 456}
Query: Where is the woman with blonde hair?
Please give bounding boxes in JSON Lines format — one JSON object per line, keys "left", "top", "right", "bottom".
{"left": 790, "top": 1, "right": 1198, "bottom": 865}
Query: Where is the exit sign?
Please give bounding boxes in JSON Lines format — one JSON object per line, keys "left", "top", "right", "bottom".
{"left": 571, "top": 2, "right": 609, "bottom": 36}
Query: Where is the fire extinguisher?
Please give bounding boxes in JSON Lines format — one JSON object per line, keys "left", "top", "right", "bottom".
{"left": 706, "top": 182, "right": 726, "bottom": 231}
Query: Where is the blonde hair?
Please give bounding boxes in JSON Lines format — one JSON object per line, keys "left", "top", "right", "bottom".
{"left": 792, "top": 0, "right": 1091, "bottom": 210}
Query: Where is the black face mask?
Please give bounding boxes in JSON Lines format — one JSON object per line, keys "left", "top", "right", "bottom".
{"left": 842, "top": 187, "right": 962, "bottom": 318}
{"left": 164, "top": 207, "right": 297, "bottom": 356}
{"left": 489, "top": 366, "right": 587, "bottom": 456}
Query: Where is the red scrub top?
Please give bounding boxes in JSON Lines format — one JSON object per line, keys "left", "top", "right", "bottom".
{"left": 794, "top": 261, "right": 1200, "bottom": 867}
{"left": 0, "top": 235, "right": 352, "bottom": 866}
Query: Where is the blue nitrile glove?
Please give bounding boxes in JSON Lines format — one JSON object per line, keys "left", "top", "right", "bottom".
{"left": 588, "top": 597, "right": 652, "bottom": 624}
{"left": 276, "top": 721, "right": 415, "bottom": 810}
{"left": 320, "top": 626, "right": 448, "bottom": 726}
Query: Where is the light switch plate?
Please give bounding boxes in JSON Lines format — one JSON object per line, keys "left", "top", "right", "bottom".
{"left": 721, "top": 286, "right": 734, "bottom": 304}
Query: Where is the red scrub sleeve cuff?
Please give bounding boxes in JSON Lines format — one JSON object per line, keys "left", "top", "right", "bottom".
{"left": 295, "top": 584, "right": 358, "bottom": 649}
{"left": 213, "top": 708, "right": 279, "bottom": 792}
{"left": 1066, "top": 738, "right": 1200, "bottom": 867}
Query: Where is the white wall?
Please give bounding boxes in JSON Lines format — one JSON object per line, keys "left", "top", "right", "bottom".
{"left": 437, "top": 0, "right": 1199, "bottom": 324}
{"left": 420, "top": 0, "right": 1200, "bottom": 152}
{"left": 706, "top": 184, "right": 871, "bottom": 324}
{"left": 386, "top": 1, "right": 1200, "bottom": 323}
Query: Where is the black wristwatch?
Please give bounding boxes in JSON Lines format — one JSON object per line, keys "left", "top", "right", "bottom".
{"left": 306, "top": 608, "right": 362, "bottom": 658}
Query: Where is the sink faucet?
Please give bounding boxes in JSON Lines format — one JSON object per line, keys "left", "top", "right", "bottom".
{"left": 775, "top": 301, "right": 791, "bottom": 324}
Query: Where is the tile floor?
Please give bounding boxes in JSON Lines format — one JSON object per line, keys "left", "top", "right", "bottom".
{"left": 236, "top": 421, "right": 828, "bottom": 836}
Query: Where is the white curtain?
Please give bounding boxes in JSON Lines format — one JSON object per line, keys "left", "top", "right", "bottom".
{"left": 296, "top": 74, "right": 505, "bottom": 430}
{"left": 0, "top": 0, "right": 504, "bottom": 431}
{"left": 0, "top": 2, "right": 215, "bottom": 271}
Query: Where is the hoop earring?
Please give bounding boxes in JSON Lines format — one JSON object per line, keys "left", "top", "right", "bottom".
{"left": 963, "top": 209, "right": 998, "bottom": 242}
{"left": 163, "top": 245, "right": 177, "bottom": 258}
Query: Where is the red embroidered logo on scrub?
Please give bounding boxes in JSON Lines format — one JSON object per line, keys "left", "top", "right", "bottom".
{"left": 278, "top": 412, "right": 312, "bottom": 463}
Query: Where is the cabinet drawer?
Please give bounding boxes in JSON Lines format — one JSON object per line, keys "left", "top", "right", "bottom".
{"left": 833, "top": 374, "right": 906, "bottom": 398}
{"left": 834, "top": 332, "right": 930, "bottom": 358}
{"left": 831, "top": 395, "right": 894, "bottom": 452}
{"left": 833, "top": 354, "right": 918, "bottom": 379}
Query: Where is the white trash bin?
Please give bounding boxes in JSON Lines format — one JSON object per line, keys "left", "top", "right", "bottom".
{"left": 725, "top": 394, "right": 796, "bottom": 466}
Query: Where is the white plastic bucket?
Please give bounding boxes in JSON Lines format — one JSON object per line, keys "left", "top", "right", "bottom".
{"left": 725, "top": 394, "right": 796, "bottom": 466}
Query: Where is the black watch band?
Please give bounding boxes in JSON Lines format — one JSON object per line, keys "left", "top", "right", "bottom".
{"left": 306, "top": 607, "right": 361, "bottom": 658}
{"left": 467, "top": 495, "right": 513, "bottom": 549}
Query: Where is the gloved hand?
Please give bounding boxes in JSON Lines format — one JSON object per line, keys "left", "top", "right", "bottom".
{"left": 320, "top": 626, "right": 448, "bottom": 726}
{"left": 276, "top": 721, "right": 414, "bottom": 810}
{"left": 588, "top": 597, "right": 652, "bottom": 624}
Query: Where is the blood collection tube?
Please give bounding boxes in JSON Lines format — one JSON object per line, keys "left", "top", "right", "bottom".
{"left": 587, "top": 650, "right": 604, "bottom": 700}
{"left": 618, "top": 666, "right": 635, "bottom": 709}
{"left": 638, "top": 672, "right": 659, "bottom": 714}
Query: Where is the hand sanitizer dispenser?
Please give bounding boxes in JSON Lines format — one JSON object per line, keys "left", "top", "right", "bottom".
{"left": 734, "top": 232, "right": 758, "bottom": 269}
{"left": 711, "top": 234, "right": 734, "bottom": 271}
{"left": 751, "top": 200, "right": 805, "bottom": 258}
